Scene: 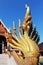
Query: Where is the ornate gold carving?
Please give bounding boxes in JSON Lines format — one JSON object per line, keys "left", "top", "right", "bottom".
{"left": 6, "top": 4, "right": 40, "bottom": 65}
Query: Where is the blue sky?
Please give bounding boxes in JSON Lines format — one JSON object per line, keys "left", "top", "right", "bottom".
{"left": 0, "top": 0, "right": 43, "bottom": 43}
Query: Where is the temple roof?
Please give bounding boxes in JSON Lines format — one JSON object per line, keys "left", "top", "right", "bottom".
{"left": 0, "top": 19, "right": 10, "bottom": 33}
{"left": 38, "top": 42, "right": 43, "bottom": 52}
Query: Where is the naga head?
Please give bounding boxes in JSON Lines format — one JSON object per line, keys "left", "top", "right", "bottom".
{"left": 23, "top": 4, "right": 32, "bottom": 33}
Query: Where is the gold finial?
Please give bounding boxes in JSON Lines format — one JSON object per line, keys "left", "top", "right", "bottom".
{"left": 25, "top": 4, "right": 30, "bottom": 15}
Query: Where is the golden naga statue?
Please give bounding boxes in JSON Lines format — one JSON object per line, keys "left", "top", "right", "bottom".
{"left": 6, "top": 4, "right": 40, "bottom": 65}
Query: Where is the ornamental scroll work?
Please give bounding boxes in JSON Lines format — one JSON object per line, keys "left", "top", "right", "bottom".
{"left": 6, "top": 4, "right": 40, "bottom": 65}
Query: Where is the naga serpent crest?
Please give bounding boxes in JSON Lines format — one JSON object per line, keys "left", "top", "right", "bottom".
{"left": 6, "top": 4, "right": 40, "bottom": 65}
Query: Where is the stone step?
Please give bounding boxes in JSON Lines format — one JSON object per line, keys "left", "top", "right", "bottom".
{"left": 0, "top": 54, "right": 9, "bottom": 65}
{"left": 0, "top": 53, "right": 17, "bottom": 65}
